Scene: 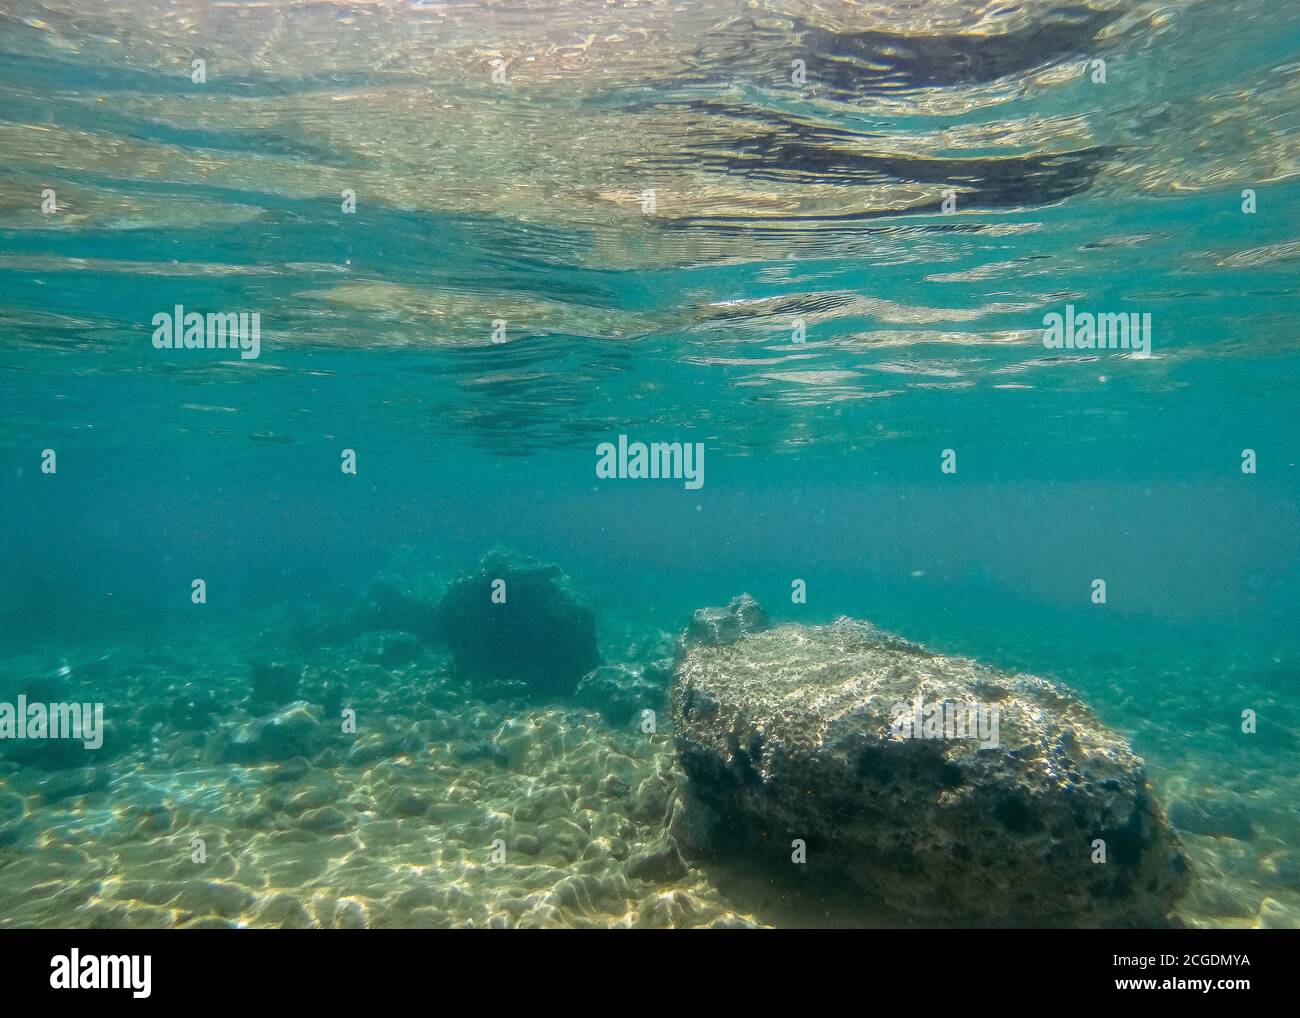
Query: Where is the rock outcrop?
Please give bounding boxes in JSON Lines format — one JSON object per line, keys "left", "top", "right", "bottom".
{"left": 671, "top": 604, "right": 1189, "bottom": 926}
{"left": 432, "top": 549, "right": 600, "bottom": 696}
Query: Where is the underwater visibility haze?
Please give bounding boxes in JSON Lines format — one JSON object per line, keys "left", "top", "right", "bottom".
{"left": 0, "top": 0, "right": 1298, "bottom": 931}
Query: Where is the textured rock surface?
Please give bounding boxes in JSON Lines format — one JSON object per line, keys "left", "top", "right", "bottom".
{"left": 433, "top": 549, "right": 600, "bottom": 695}
{"left": 672, "top": 610, "right": 1190, "bottom": 926}
{"left": 679, "top": 594, "right": 769, "bottom": 653}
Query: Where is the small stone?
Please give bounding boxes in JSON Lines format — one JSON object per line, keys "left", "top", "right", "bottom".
{"left": 217, "top": 702, "right": 326, "bottom": 764}
{"left": 626, "top": 837, "right": 687, "bottom": 884}
{"left": 382, "top": 787, "right": 430, "bottom": 818}
{"left": 453, "top": 740, "right": 509, "bottom": 768}
{"left": 515, "top": 834, "right": 541, "bottom": 856}
{"left": 333, "top": 898, "right": 369, "bottom": 929}
{"left": 175, "top": 880, "right": 256, "bottom": 919}
{"left": 298, "top": 806, "right": 350, "bottom": 834}
{"left": 347, "top": 732, "right": 404, "bottom": 766}
{"left": 254, "top": 891, "right": 315, "bottom": 928}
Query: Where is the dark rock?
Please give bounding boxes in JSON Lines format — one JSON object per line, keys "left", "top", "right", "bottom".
{"left": 214, "top": 702, "right": 327, "bottom": 765}
{"left": 626, "top": 836, "right": 688, "bottom": 884}
{"left": 380, "top": 787, "right": 430, "bottom": 818}
{"left": 266, "top": 757, "right": 312, "bottom": 784}
{"left": 453, "top": 740, "right": 509, "bottom": 769}
{"left": 169, "top": 688, "right": 219, "bottom": 731}
{"left": 360, "top": 631, "right": 422, "bottom": 666}
{"left": 672, "top": 614, "right": 1189, "bottom": 926}
{"left": 346, "top": 732, "right": 406, "bottom": 766}
{"left": 36, "top": 766, "right": 110, "bottom": 804}
{"left": 298, "top": 806, "right": 351, "bottom": 834}
{"left": 433, "top": 550, "right": 600, "bottom": 696}
{"left": 251, "top": 662, "right": 301, "bottom": 708}
{"left": 1167, "top": 795, "right": 1255, "bottom": 841}
{"left": 322, "top": 682, "right": 345, "bottom": 720}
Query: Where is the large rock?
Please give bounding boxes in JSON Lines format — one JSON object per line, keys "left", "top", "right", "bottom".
{"left": 432, "top": 550, "right": 600, "bottom": 696}
{"left": 672, "top": 608, "right": 1189, "bottom": 926}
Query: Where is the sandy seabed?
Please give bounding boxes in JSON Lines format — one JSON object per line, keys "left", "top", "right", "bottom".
{"left": 1, "top": 618, "right": 1297, "bottom": 930}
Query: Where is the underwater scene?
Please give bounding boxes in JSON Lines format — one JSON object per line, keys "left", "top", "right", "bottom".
{"left": 0, "top": 0, "right": 1297, "bottom": 932}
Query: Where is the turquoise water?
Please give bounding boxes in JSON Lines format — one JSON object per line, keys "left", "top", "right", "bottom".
{"left": 0, "top": 0, "right": 1297, "bottom": 928}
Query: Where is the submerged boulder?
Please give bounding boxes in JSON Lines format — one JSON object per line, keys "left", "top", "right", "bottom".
{"left": 671, "top": 606, "right": 1189, "bottom": 926}
{"left": 432, "top": 550, "right": 600, "bottom": 696}
{"left": 250, "top": 661, "right": 301, "bottom": 708}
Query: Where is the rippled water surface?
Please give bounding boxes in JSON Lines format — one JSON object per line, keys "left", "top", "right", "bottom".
{"left": 0, "top": 1, "right": 1297, "bottom": 929}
